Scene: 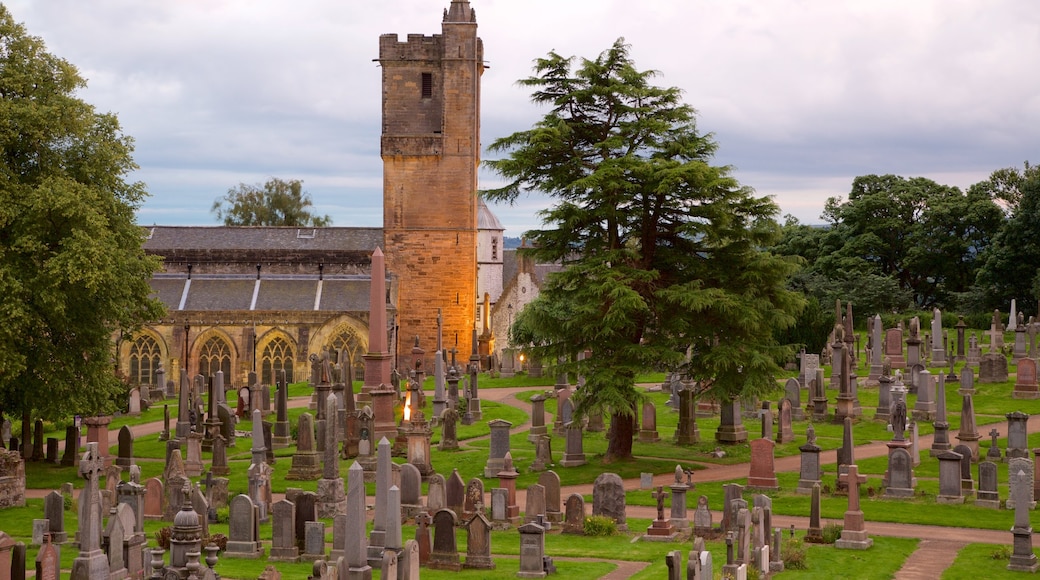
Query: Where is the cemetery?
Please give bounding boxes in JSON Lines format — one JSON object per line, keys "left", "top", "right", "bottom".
{"left": 3, "top": 0, "right": 1040, "bottom": 578}
{"left": 3, "top": 304, "right": 1040, "bottom": 578}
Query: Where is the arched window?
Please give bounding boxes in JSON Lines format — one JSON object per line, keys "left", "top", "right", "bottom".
{"left": 329, "top": 328, "right": 365, "bottom": 382}
{"left": 261, "top": 336, "right": 295, "bottom": 385}
{"left": 198, "top": 336, "right": 232, "bottom": 381}
{"left": 128, "top": 335, "right": 161, "bottom": 385}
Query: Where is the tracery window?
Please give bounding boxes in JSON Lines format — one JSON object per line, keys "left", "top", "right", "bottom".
{"left": 329, "top": 328, "right": 365, "bottom": 382}
{"left": 261, "top": 336, "right": 295, "bottom": 385}
{"left": 128, "top": 335, "right": 161, "bottom": 384}
{"left": 198, "top": 336, "right": 232, "bottom": 381}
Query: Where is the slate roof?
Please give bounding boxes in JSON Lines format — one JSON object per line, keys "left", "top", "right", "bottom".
{"left": 143, "top": 226, "right": 383, "bottom": 252}
{"left": 150, "top": 274, "right": 375, "bottom": 313}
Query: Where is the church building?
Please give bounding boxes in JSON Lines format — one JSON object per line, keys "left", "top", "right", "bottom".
{"left": 118, "top": 0, "right": 509, "bottom": 389}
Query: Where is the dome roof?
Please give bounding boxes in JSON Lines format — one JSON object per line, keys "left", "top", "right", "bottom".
{"left": 477, "top": 198, "right": 504, "bottom": 231}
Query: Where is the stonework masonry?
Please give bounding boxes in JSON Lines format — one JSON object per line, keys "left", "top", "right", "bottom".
{"left": 380, "top": 1, "right": 483, "bottom": 359}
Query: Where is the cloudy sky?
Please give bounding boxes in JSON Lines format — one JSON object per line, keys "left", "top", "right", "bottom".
{"left": 6, "top": 0, "right": 1039, "bottom": 237}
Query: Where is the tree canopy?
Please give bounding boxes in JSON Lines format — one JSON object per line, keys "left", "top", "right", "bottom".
{"left": 485, "top": 39, "right": 803, "bottom": 459}
{"left": 211, "top": 177, "right": 331, "bottom": 226}
{"left": 973, "top": 166, "right": 1040, "bottom": 315}
{"left": 774, "top": 175, "right": 1004, "bottom": 314}
{"left": 0, "top": 6, "right": 165, "bottom": 427}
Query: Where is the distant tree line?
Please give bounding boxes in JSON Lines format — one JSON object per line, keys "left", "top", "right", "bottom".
{"left": 770, "top": 163, "right": 1040, "bottom": 353}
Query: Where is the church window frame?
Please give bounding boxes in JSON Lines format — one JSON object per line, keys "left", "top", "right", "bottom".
{"left": 128, "top": 334, "right": 162, "bottom": 385}
{"left": 198, "top": 336, "right": 232, "bottom": 382}
{"left": 260, "top": 335, "right": 295, "bottom": 386}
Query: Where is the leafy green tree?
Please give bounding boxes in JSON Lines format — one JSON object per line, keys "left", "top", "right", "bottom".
{"left": 211, "top": 177, "right": 331, "bottom": 226}
{"left": 486, "top": 39, "right": 803, "bottom": 460}
{"left": 0, "top": 6, "right": 165, "bottom": 448}
{"left": 818, "top": 175, "right": 1003, "bottom": 309}
{"left": 974, "top": 166, "right": 1040, "bottom": 315}
{"left": 967, "top": 162, "right": 1040, "bottom": 214}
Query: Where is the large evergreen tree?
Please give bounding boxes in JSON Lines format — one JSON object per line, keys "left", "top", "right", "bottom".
{"left": 0, "top": 6, "right": 164, "bottom": 443}
{"left": 485, "top": 39, "right": 803, "bottom": 460}
{"left": 974, "top": 164, "right": 1040, "bottom": 315}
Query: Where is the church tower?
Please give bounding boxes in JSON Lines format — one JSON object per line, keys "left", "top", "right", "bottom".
{"left": 379, "top": 0, "right": 483, "bottom": 361}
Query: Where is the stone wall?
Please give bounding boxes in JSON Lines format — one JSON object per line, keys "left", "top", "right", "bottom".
{"left": 0, "top": 449, "right": 26, "bottom": 508}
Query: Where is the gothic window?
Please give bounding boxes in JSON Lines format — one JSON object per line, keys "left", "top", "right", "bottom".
{"left": 261, "top": 336, "right": 295, "bottom": 385}
{"left": 329, "top": 328, "right": 366, "bottom": 382}
{"left": 128, "top": 335, "right": 161, "bottom": 385}
{"left": 421, "top": 72, "right": 433, "bottom": 99}
{"left": 198, "top": 336, "right": 232, "bottom": 381}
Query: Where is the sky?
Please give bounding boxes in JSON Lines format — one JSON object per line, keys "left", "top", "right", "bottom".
{"left": 5, "top": 0, "right": 1040, "bottom": 238}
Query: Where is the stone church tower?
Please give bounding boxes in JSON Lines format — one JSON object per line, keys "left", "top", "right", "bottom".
{"left": 379, "top": 0, "right": 483, "bottom": 360}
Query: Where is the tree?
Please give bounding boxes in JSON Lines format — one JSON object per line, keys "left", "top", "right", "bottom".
{"left": 0, "top": 6, "right": 165, "bottom": 447}
{"left": 211, "top": 177, "right": 331, "bottom": 226}
{"left": 485, "top": 39, "right": 803, "bottom": 460}
{"left": 817, "top": 175, "right": 1003, "bottom": 309}
{"left": 973, "top": 165, "right": 1040, "bottom": 315}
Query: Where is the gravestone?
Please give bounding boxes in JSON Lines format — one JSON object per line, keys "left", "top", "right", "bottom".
{"left": 693, "top": 495, "right": 712, "bottom": 536}
{"left": 980, "top": 353, "right": 1009, "bottom": 383}
{"left": 954, "top": 444, "right": 975, "bottom": 496}
{"left": 1007, "top": 457, "right": 1036, "bottom": 510}
{"left": 668, "top": 465, "right": 689, "bottom": 529}
{"left": 883, "top": 447, "right": 916, "bottom": 498}
{"left": 399, "top": 463, "right": 423, "bottom": 517}
{"left": 286, "top": 413, "right": 321, "bottom": 480}
{"left": 438, "top": 406, "right": 459, "bottom": 451}
{"left": 777, "top": 399, "right": 794, "bottom": 443}
{"left": 524, "top": 483, "right": 546, "bottom": 526}
{"left": 747, "top": 439, "right": 779, "bottom": 490}
{"left": 427, "top": 473, "right": 446, "bottom": 513}
{"left": 446, "top": 469, "right": 465, "bottom": 515}
{"left": 884, "top": 327, "right": 905, "bottom": 369}
{"left": 426, "top": 509, "right": 461, "bottom": 571}
{"left": 797, "top": 425, "right": 822, "bottom": 494}
{"left": 269, "top": 499, "right": 299, "bottom": 562}
{"left": 1015, "top": 358, "right": 1040, "bottom": 399}
{"left": 302, "top": 521, "right": 326, "bottom": 562}
{"left": 35, "top": 534, "right": 59, "bottom": 580}
{"left": 70, "top": 442, "right": 109, "bottom": 579}
{"left": 936, "top": 451, "right": 965, "bottom": 504}
{"left": 638, "top": 401, "right": 661, "bottom": 443}
{"left": 463, "top": 477, "right": 485, "bottom": 520}
{"left": 60, "top": 426, "right": 79, "bottom": 467}
{"left": 517, "top": 522, "right": 547, "bottom": 578}
{"left": 559, "top": 493, "right": 586, "bottom": 538}
{"left": 784, "top": 378, "right": 804, "bottom": 421}
{"left": 559, "top": 422, "right": 587, "bottom": 467}
{"left": 344, "top": 462, "right": 372, "bottom": 578}
{"left": 527, "top": 395, "right": 547, "bottom": 443}
{"left": 1008, "top": 467, "right": 1040, "bottom": 572}
{"left": 539, "top": 471, "right": 562, "bottom": 523}
{"left": 806, "top": 483, "right": 824, "bottom": 542}
{"left": 592, "top": 472, "right": 627, "bottom": 532}
{"left": 43, "top": 490, "right": 67, "bottom": 543}
{"left": 484, "top": 419, "right": 512, "bottom": 477}
{"left": 715, "top": 399, "right": 748, "bottom": 443}
{"left": 143, "top": 478, "right": 163, "bottom": 520}
{"left": 975, "top": 461, "right": 1000, "bottom": 509}
{"left": 1007, "top": 411, "right": 1030, "bottom": 460}
{"left": 834, "top": 465, "right": 872, "bottom": 549}
{"left": 225, "top": 494, "right": 264, "bottom": 558}
{"left": 462, "top": 511, "right": 495, "bottom": 570}
{"left": 913, "top": 369, "right": 936, "bottom": 421}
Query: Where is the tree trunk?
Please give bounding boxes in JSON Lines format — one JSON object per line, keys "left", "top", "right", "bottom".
{"left": 605, "top": 411, "right": 634, "bottom": 462}
{"left": 21, "top": 408, "right": 31, "bottom": 460}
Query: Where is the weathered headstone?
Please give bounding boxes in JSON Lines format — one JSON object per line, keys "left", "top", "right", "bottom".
{"left": 936, "top": 450, "right": 965, "bottom": 504}
{"left": 1007, "top": 411, "right": 1030, "bottom": 460}
{"left": 1008, "top": 467, "right": 1040, "bottom": 572}
{"left": 269, "top": 499, "right": 299, "bottom": 562}
{"left": 747, "top": 438, "right": 779, "bottom": 490}
{"left": 286, "top": 413, "right": 322, "bottom": 480}
{"left": 1015, "top": 358, "right": 1040, "bottom": 399}
{"left": 563, "top": 493, "right": 585, "bottom": 535}
{"left": 484, "top": 419, "right": 512, "bottom": 477}
{"left": 592, "top": 472, "right": 627, "bottom": 532}
{"left": 638, "top": 401, "right": 661, "bottom": 443}
{"left": 517, "top": 522, "right": 547, "bottom": 578}
{"left": 462, "top": 511, "right": 495, "bottom": 570}
{"left": 70, "top": 442, "right": 109, "bottom": 579}
{"left": 975, "top": 461, "right": 1000, "bottom": 509}
{"left": 225, "top": 494, "right": 265, "bottom": 558}
{"left": 426, "top": 509, "right": 461, "bottom": 571}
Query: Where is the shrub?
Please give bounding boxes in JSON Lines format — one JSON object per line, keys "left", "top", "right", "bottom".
{"left": 821, "top": 522, "right": 843, "bottom": 544}
{"left": 204, "top": 533, "right": 228, "bottom": 552}
{"left": 155, "top": 527, "right": 172, "bottom": 550}
{"left": 991, "top": 545, "right": 1012, "bottom": 560}
{"left": 215, "top": 507, "right": 230, "bottom": 524}
{"left": 782, "top": 537, "right": 808, "bottom": 570}
{"left": 583, "top": 515, "right": 617, "bottom": 537}
{"left": 63, "top": 494, "right": 73, "bottom": 512}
